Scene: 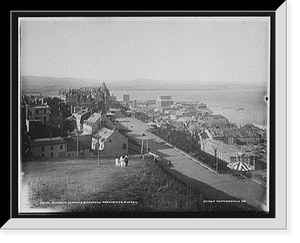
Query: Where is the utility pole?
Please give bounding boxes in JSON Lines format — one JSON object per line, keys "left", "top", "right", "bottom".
{"left": 76, "top": 131, "right": 79, "bottom": 158}
{"left": 97, "top": 111, "right": 101, "bottom": 165}
{"left": 214, "top": 147, "right": 218, "bottom": 175}
{"left": 97, "top": 132, "right": 100, "bottom": 166}
{"left": 141, "top": 140, "right": 144, "bottom": 157}
{"left": 146, "top": 139, "right": 149, "bottom": 154}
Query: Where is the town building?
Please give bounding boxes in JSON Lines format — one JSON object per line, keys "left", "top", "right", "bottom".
{"left": 200, "top": 139, "right": 256, "bottom": 170}
{"left": 26, "top": 105, "right": 50, "bottom": 124}
{"left": 156, "top": 95, "right": 174, "bottom": 108}
{"left": 31, "top": 137, "right": 66, "bottom": 158}
{"left": 65, "top": 133, "right": 92, "bottom": 157}
{"left": 146, "top": 99, "right": 156, "bottom": 108}
{"left": 26, "top": 119, "right": 47, "bottom": 138}
{"left": 59, "top": 82, "right": 111, "bottom": 113}
{"left": 132, "top": 100, "right": 137, "bottom": 108}
{"left": 123, "top": 94, "right": 130, "bottom": 103}
{"left": 82, "top": 112, "right": 115, "bottom": 134}
{"left": 108, "top": 108, "right": 123, "bottom": 118}
{"left": 72, "top": 109, "right": 92, "bottom": 132}
{"left": 91, "top": 127, "right": 128, "bottom": 157}
{"left": 197, "top": 103, "right": 208, "bottom": 109}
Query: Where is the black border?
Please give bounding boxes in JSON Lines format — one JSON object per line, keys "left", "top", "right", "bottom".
{"left": 10, "top": 10, "right": 276, "bottom": 222}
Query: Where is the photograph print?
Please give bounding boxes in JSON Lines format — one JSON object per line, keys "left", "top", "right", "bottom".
{"left": 15, "top": 12, "right": 275, "bottom": 218}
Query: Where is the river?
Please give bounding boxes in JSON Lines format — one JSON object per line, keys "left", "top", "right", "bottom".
{"left": 111, "top": 89, "right": 269, "bottom": 126}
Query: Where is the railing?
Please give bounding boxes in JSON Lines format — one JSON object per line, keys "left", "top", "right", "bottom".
{"left": 132, "top": 123, "right": 217, "bottom": 174}
{"left": 128, "top": 142, "right": 147, "bottom": 154}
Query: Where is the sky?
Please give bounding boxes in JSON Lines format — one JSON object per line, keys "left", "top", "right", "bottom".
{"left": 20, "top": 17, "right": 270, "bottom": 85}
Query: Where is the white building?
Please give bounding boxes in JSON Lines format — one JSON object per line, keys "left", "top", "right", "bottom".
{"left": 200, "top": 139, "right": 255, "bottom": 169}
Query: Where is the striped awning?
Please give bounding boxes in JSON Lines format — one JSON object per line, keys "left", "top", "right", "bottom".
{"left": 227, "top": 161, "right": 253, "bottom": 171}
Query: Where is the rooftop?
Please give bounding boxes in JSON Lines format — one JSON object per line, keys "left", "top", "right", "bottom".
{"left": 29, "top": 105, "right": 50, "bottom": 109}
{"left": 94, "top": 127, "right": 115, "bottom": 142}
{"left": 84, "top": 113, "right": 102, "bottom": 126}
{"left": 203, "top": 139, "right": 246, "bottom": 158}
{"left": 109, "top": 108, "right": 121, "bottom": 112}
{"left": 32, "top": 137, "right": 65, "bottom": 146}
{"left": 157, "top": 96, "right": 172, "bottom": 100}
{"left": 73, "top": 109, "right": 91, "bottom": 117}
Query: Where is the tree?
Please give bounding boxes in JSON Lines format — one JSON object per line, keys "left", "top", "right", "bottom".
{"left": 43, "top": 97, "right": 71, "bottom": 119}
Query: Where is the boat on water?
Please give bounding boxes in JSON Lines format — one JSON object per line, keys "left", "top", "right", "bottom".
{"left": 236, "top": 107, "right": 244, "bottom": 111}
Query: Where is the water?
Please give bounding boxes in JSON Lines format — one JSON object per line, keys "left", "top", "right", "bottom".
{"left": 111, "top": 89, "right": 269, "bottom": 126}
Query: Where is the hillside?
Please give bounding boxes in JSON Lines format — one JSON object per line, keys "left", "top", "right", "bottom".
{"left": 21, "top": 76, "right": 267, "bottom": 93}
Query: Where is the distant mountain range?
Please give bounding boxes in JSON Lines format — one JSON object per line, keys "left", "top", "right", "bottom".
{"left": 21, "top": 76, "right": 267, "bottom": 93}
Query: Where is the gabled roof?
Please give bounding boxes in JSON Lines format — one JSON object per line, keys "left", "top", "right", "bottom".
{"left": 73, "top": 109, "right": 91, "bottom": 117}
{"left": 203, "top": 139, "right": 248, "bottom": 158}
{"left": 84, "top": 113, "right": 101, "bottom": 126}
{"left": 94, "top": 127, "right": 115, "bottom": 142}
{"left": 73, "top": 109, "right": 92, "bottom": 123}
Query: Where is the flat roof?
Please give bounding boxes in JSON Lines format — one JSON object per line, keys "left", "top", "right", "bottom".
{"left": 29, "top": 105, "right": 50, "bottom": 109}
{"left": 203, "top": 139, "right": 245, "bottom": 157}
{"left": 31, "top": 137, "right": 65, "bottom": 146}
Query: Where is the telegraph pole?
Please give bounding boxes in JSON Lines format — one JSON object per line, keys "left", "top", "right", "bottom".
{"left": 146, "top": 139, "right": 149, "bottom": 154}
{"left": 97, "top": 142, "right": 100, "bottom": 165}
{"left": 214, "top": 147, "right": 219, "bottom": 175}
{"left": 141, "top": 140, "right": 144, "bottom": 157}
{"left": 76, "top": 131, "right": 79, "bottom": 158}
{"left": 97, "top": 111, "right": 101, "bottom": 165}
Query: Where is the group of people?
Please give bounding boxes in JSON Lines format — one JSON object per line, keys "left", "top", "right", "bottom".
{"left": 115, "top": 155, "right": 129, "bottom": 167}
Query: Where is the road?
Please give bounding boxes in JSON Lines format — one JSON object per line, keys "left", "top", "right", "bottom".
{"left": 117, "top": 117, "right": 268, "bottom": 211}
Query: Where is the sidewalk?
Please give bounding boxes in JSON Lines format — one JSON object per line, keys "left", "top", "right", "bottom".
{"left": 117, "top": 117, "right": 267, "bottom": 211}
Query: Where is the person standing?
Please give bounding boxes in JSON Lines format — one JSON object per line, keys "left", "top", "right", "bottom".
{"left": 115, "top": 156, "right": 119, "bottom": 167}
{"left": 120, "top": 155, "right": 125, "bottom": 167}
{"left": 125, "top": 155, "right": 129, "bottom": 167}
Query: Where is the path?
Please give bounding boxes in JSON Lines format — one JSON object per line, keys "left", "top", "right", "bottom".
{"left": 118, "top": 117, "right": 268, "bottom": 211}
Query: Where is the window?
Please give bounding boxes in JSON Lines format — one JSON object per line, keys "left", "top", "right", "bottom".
{"left": 41, "top": 147, "right": 44, "bottom": 152}
{"left": 35, "top": 109, "right": 38, "bottom": 115}
{"left": 44, "top": 117, "right": 47, "bottom": 123}
{"left": 109, "top": 139, "right": 112, "bottom": 143}
{"left": 50, "top": 152, "right": 53, "bottom": 157}
{"left": 60, "top": 145, "right": 63, "bottom": 150}
{"left": 123, "top": 143, "right": 127, "bottom": 149}
{"left": 29, "top": 111, "right": 32, "bottom": 117}
{"left": 41, "top": 153, "right": 44, "bottom": 157}
{"left": 51, "top": 146, "right": 53, "bottom": 150}
{"left": 44, "top": 109, "right": 46, "bottom": 114}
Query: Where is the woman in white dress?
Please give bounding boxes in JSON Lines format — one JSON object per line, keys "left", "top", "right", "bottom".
{"left": 115, "top": 156, "right": 119, "bottom": 167}
{"left": 120, "top": 156, "right": 125, "bottom": 167}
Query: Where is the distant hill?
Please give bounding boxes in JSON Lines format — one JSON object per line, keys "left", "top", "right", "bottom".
{"left": 21, "top": 76, "right": 104, "bottom": 90}
{"left": 21, "top": 76, "right": 267, "bottom": 94}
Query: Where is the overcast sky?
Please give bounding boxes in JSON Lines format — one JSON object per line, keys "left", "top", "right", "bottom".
{"left": 20, "top": 17, "right": 270, "bottom": 85}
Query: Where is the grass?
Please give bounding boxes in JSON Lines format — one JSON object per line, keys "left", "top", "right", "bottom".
{"left": 22, "top": 157, "right": 206, "bottom": 213}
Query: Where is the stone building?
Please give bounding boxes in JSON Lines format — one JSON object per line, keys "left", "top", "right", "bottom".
{"left": 31, "top": 137, "right": 66, "bottom": 158}
{"left": 26, "top": 105, "right": 50, "bottom": 124}
{"left": 91, "top": 127, "right": 128, "bottom": 157}
{"left": 200, "top": 139, "right": 256, "bottom": 170}
{"left": 59, "top": 82, "right": 111, "bottom": 113}
{"left": 156, "top": 96, "right": 174, "bottom": 108}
